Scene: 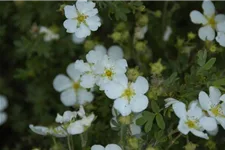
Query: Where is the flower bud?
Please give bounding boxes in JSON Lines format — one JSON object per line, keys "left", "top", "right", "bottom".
{"left": 128, "top": 137, "right": 139, "bottom": 149}
{"left": 187, "top": 32, "right": 196, "bottom": 40}
{"left": 184, "top": 142, "right": 198, "bottom": 150}
{"left": 135, "top": 41, "right": 147, "bottom": 52}
{"left": 149, "top": 59, "right": 165, "bottom": 75}
{"left": 127, "top": 67, "right": 142, "bottom": 81}
{"left": 111, "top": 32, "right": 122, "bottom": 43}
{"left": 154, "top": 10, "right": 162, "bottom": 18}
{"left": 137, "top": 14, "right": 149, "bottom": 26}
{"left": 119, "top": 115, "right": 131, "bottom": 125}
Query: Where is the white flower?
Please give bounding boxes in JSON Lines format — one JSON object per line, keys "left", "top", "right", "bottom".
{"left": 72, "top": 33, "right": 86, "bottom": 44}
{"left": 216, "top": 22, "right": 225, "bottom": 47}
{"left": 134, "top": 25, "right": 148, "bottom": 40}
{"left": 91, "top": 144, "right": 122, "bottom": 150}
{"left": 172, "top": 100, "right": 217, "bottom": 139}
{"left": 0, "top": 95, "right": 8, "bottom": 125}
{"left": 55, "top": 110, "right": 77, "bottom": 124}
{"left": 164, "top": 98, "right": 179, "bottom": 108}
{"left": 198, "top": 86, "right": 225, "bottom": 129}
{"left": 63, "top": 0, "right": 101, "bottom": 38}
{"left": 29, "top": 125, "right": 67, "bottom": 138}
{"left": 104, "top": 75, "right": 149, "bottom": 116}
{"left": 67, "top": 105, "right": 95, "bottom": 135}
{"left": 39, "top": 26, "right": 59, "bottom": 42}
{"left": 190, "top": 0, "right": 225, "bottom": 41}
{"left": 163, "top": 26, "right": 172, "bottom": 41}
{"left": 53, "top": 63, "right": 94, "bottom": 106}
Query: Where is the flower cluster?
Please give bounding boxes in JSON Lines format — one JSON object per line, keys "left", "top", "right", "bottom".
{"left": 63, "top": 0, "right": 101, "bottom": 38}
{"left": 190, "top": 0, "right": 225, "bottom": 47}
{"left": 0, "top": 95, "right": 8, "bottom": 126}
{"left": 165, "top": 86, "right": 225, "bottom": 139}
{"left": 30, "top": 105, "right": 95, "bottom": 137}
{"left": 73, "top": 45, "right": 149, "bottom": 116}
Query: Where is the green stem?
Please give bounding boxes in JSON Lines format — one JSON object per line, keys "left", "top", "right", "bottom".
{"left": 80, "top": 133, "right": 87, "bottom": 150}
{"left": 166, "top": 133, "right": 182, "bottom": 150}
{"left": 120, "top": 125, "right": 127, "bottom": 149}
{"left": 67, "top": 135, "right": 72, "bottom": 150}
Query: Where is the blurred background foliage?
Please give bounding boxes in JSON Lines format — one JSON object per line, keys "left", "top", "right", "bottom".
{"left": 1, "top": 1, "right": 225, "bottom": 150}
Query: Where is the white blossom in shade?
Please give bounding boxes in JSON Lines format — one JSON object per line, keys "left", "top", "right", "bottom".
{"left": 216, "top": 22, "right": 225, "bottom": 47}
{"left": 29, "top": 125, "right": 67, "bottom": 138}
{"left": 134, "top": 25, "right": 148, "bottom": 40}
{"left": 172, "top": 100, "right": 218, "bottom": 139}
{"left": 190, "top": 0, "right": 225, "bottom": 41}
{"left": 0, "top": 95, "right": 8, "bottom": 125}
{"left": 198, "top": 86, "right": 225, "bottom": 129}
{"left": 163, "top": 26, "right": 172, "bottom": 41}
{"left": 39, "top": 26, "right": 59, "bottom": 42}
{"left": 55, "top": 110, "right": 77, "bottom": 124}
{"left": 53, "top": 63, "right": 94, "bottom": 106}
{"left": 67, "top": 105, "right": 95, "bottom": 135}
{"left": 63, "top": 0, "right": 101, "bottom": 38}
{"left": 91, "top": 144, "right": 122, "bottom": 150}
{"left": 104, "top": 75, "right": 149, "bottom": 116}
{"left": 72, "top": 33, "right": 85, "bottom": 44}
{"left": 164, "top": 98, "right": 180, "bottom": 108}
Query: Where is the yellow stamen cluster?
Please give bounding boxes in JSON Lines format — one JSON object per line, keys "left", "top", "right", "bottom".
{"left": 76, "top": 14, "right": 88, "bottom": 23}
{"left": 73, "top": 82, "right": 80, "bottom": 90}
{"left": 185, "top": 120, "right": 197, "bottom": 129}
{"left": 122, "top": 87, "right": 135, "bottom": 100}
{"left": 207, "top": 16, "right": 216, "bottom": 29}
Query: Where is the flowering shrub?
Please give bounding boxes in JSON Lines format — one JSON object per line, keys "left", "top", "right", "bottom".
{"left": 1, "top": 0, "right": 225, "bottom": 150}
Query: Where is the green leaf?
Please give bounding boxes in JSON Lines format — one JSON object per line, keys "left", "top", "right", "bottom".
{"left": 151, "top": 101, "right": 160, "bottom": 113}
{"left": 144, "top": 113, "right": 155, "bottom": 132}
{"left": 136, "top": 117, "right": 147, "bottom": 126}
{"left": 143, "top": 111, "right": 154, "bottom": 117}
{"left": 156, "top": 113, "right": 165, "bottom": 130}
{"left": 197, "top": 50, "right": 207, "bottom": 66}
{"left": 213, "top": 78, "right": 225, "bottom": 86}
{"left": 202, "top": 58, "right": 216, "bottom": 70}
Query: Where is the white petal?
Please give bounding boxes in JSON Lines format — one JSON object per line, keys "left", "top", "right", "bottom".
{"left": 202, "top": 0, "right": 215, "bottom": 18}
{"left": 130, "top": 95, "right": 148, "bottom": 113}
{"left": 191, "top": 129, "right": 209, "bottom": 139}
{"left": 217, "top": 22, "right": 225, "bottom": 32}
{"left": 200, "top": 116, "right": 218, "bottom": 135}
{"left": 164, "top": 98, "right": 180, "bottom": 108}
{"left": 53, "top": 74, "right": 72, "bottom": 92}
{"left": 163, "top": 26, "right": 172, "bottom": 41}
{"left": 86, "top": 16, "right": 101, "bottom": 31}
{"left": 80, "top": 113, "right": 95, "bottom": 126}
{"left": 55, "top": 114, "right": 64, "bottom": 123}
{"left": 0, "top": 112, "right": 7, "bottom": 125}
{"left": 75, "top": 23, "right": 91, "bottom": 38}
{"left": 187, "top": 102, "right": 203, "bottom": 119}
{"left": 63, "top": 19, "right": 77, "bottom": 33}
{"left": 86, "top": 50, "right": 105, "bottom": 64}
{"left": 80, "top": 74, "right": 96, "bottom": 88}
{"left": 190, "top": 10, "right": 207, "bottom": 24}
{"left": 113, "top": 98, "right": 131, "bottom": 116}
{"left": 52, "top": 126, "right": 68, "bottom": 137}
{"left": 29, "top": 124, "right": 50, "bottom": 136}
{"left": 63, "top": 111, "right": 77, "bottom": 123}
{"left": 67, "top": 120, "right": 84, "bottom": 135}
{"left": 77, "top": 89, "right": 94, "bottom": 104}
{"left": 209, "top": 86, "right": 221, "bottom": 105}
{"left": 72, "top": 33, "right": 85, "bottom": 44}
{"left": 85, "top": 8, "right": 98, "bottom": 17}
{"left": 112, "top": 74, "right": 128, "bottom": 87}
{"left": 108, "top": 45, "right": 124, "bottom": 60}
{"left": 177, "top": 120, "right": 189, "bottom": 135}
{"left": 91, "top": 145, "right": 105, "bottom": 150}
{"left": 77, "top": 105, "right": 86, "bottom": 118}
{"left": 130, "top": 124, "right": 141, "bottom": 135}
{"left": 67, "top": 63, "right": 81, "bottom": 82}
{"left": 216, "top": 117, "right": 225, "bottom": 129}
{"left": 105, "top": 144, "right": 122, "bottom": 150}
{"left": 64, "top": 5, "right": 77, "bottom": 19}
{"left": 114, "top": 59, "right": 128, "bottom": 74}
{"left": 76, "top": 1, "right": 95, "bottom": 14}
{"left": 0, "top": 95, "right": 8, "bottom": 111}
{"left": 132, "top": 76, "right": 149, "bottom": 94}
{"left": 104, "top": 81, "right": 125, "bottom": 99}
{"left": 215, "top": 14, "right": 225, "bottom": 23}
{"left": 198, "top": 91, "right": 212, "bottom": 110}
{"left": 60, "top": 88, "right": 76, "bottom": 106}
{"left": 220, "top": 94, "right": 225, "bottom": 102}
{"left": 74, "top": 60, "right": 91, "bottom": 73}
{"left": 198, "top": 25, "right": 215, "bottom": 41}
{"left": 94, "top": 45, "right": 107, "bottom": 55}
{"left": 216, "top": 32, "right": 225, "bottom": 47}
{"left": 172, "top": 102, "right": 187, "bottom": 119}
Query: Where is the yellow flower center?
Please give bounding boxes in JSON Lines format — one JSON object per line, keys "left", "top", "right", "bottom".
{"left": 207, "top": 16, "right": 216, "bottom": 29}
{"left": 73, "top": 82, "right": 80, "bottom": 90}
{"left": 185, "top": 120, "right": 197, "bottom": 129}
{"left": 210, "top": 105, "right": 225, "bottom": 117}
{"left": 103, "top": 69, "right": 114, "bottom": 80}
{"left": 122, "top": 87, "right": 135, "bottom": 100}
{"left": 76, "top": 14, "right": 88, "bottom": 23}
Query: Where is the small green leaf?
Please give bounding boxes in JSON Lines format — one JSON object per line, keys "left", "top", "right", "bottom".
{"left": 136, "top": 117, "right": 147, "bottom": 126}
{"left": 151, "top": 101, "right": 160, "bottom": 113}
{"left": 213, "top": 78, "right": 225, "bottom": 86}
{"left": 143, "top": 111, "right": 154, "bottom": 117}
{"left": 202, "top": 58, "right": 216, "bottom": 70}
{"left": 197, "top": 50, "right": 207, "bottom": 66}
{"left": 156, "top": 113, "right": 165, "bottom": 130}
{"left": 144, "top": 113, "right": 155, "bottom": 132}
